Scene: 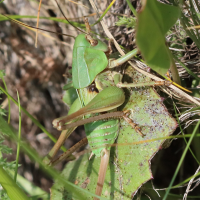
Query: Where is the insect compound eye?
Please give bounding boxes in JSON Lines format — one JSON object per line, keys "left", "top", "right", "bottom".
{"left": 91, "top": 39, "right": 98, "bottom": 46}
{"left": 88, "top": 84, "right": 99, "bottom": 93}
{"left": 85, "top": 34, "right": 98, "bottom": 46}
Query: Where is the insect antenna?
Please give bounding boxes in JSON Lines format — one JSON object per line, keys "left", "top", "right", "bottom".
{"left": 53, "top": 0, "right": 99, "bottom": 46}
{"left": 1, "top": 14, "right": 75, "bottom": 39}
{"left": 53, "top": 0, "right": 87, "bottom": 35}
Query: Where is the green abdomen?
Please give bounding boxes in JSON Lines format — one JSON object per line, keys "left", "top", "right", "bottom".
{"left": 84, "top": 118, "right": 119, "bottom": 157}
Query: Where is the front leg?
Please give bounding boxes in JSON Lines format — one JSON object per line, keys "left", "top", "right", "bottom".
{"left": 123, "top": 110, "right": 145, "bottom": 137}
{"left": 113, "top": 71, "right": 171, "bottom": 88}
{"left": 117, "top": 80, "right": 171, "bottom": 88}
{"left": 108, "top": 49, "right": 139, "bottom": 68}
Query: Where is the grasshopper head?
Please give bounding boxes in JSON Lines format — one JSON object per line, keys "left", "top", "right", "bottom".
{"left": 72, "top": 34, "right": 109, "bottom": 89}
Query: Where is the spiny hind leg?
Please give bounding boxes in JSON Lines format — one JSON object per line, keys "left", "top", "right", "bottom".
{"left": 117, "top": 80, "right": 171, "bottom": 88}
{"left": 123, "top": 110, "right": 145, "bottom": 137}
{"left": 112, "top": 70, "right": 171, "bottom": 88}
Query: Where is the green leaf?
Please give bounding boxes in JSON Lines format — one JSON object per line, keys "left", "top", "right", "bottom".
{"left": 0, "top": 190, "right": 10, "bottom": 200}
{"left": 0, "top": 166, "right": 29, "bottom": 200}
{"left": 136, "top": 0, "right": 180, "bottom": 75}
{"left": 0, "top": 115, "right": 86, "bottom": 200}
{"left": 0, "top": 158, "right": 16, "bottom": 170}
{"left": 51, "top": 66, "right": 177, "bottom": 199}
{"left": 6, "top": 169, "right": 49, "bottom": 200}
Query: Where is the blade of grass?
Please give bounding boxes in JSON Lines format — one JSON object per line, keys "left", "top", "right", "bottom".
{"left": 0, "top": 15, "right": 73, "bottom": 47}
{"left": 0, "top": 14, "right": 84, "bottom": 28}
{"left": 173, "top": 170, "right": 200, "bottom": 188}
{"left": 0, "top": 86, "right": 67, "bottom": 152}
{"left": 174, "top": 102, "right": 200, "bottom": 165}
{"left": 0, "top": 115, "right": 108, "bottom": 200}
{"left": 0, "top": 14, "right": 75, "bottom": 39}
{"left": 181, "top": 13, "right": 200, "bottom": 49}
{"left": 180, "top": 107, "right": 200, "bottom": 116}
{"left": 169, "top": 55, "right": 181, "bottom": 85}
{"left": 189, "top": 0, "right": 200, "bottom": 38}
{"left": 0, "top": 166, "right": 29, "bottom": 200}
{"left": 14, "top": 91, "right": 21, "bottom": 182}
{"left": 169, "top": 193, "right": 200, "bottom": 198}
{"left": 163, "top": 104, "right": 200, "bottom": 200}
{"left": 92, "top": 0, "right": 117, "bottom": 26}
{"left": 0, "top": 71, "right": 11, "bottom": 124}
{"left": 125, "top": 0, "right": 137, "bottom": 16}
{"left": 7, "top": 169, "right": 49, "bottom": 199}
{"left": 173, "top": 55, "right": 200, "bottom": 82}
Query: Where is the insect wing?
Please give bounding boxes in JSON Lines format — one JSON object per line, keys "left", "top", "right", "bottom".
{"left": 72, "top": 46, "right": 90, "bottom": 89}
{"left": 84, "top": 48, "right": 108, "bottom": 86}
{"left": 72, "top": 47, "right": 108, "bottom": 89}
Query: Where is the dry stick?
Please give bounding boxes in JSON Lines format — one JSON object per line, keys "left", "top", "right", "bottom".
{"left": 35, "top": 0, "right": 43, "bottom": 48}
{"left": 183, "top": 165, "right": 200, "bottom": 200}
{"left": 68, "top": 0, "right": 89, "bottom": 9}
{"left": 89, "top": 0, "right": 200, "bottom": 106}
